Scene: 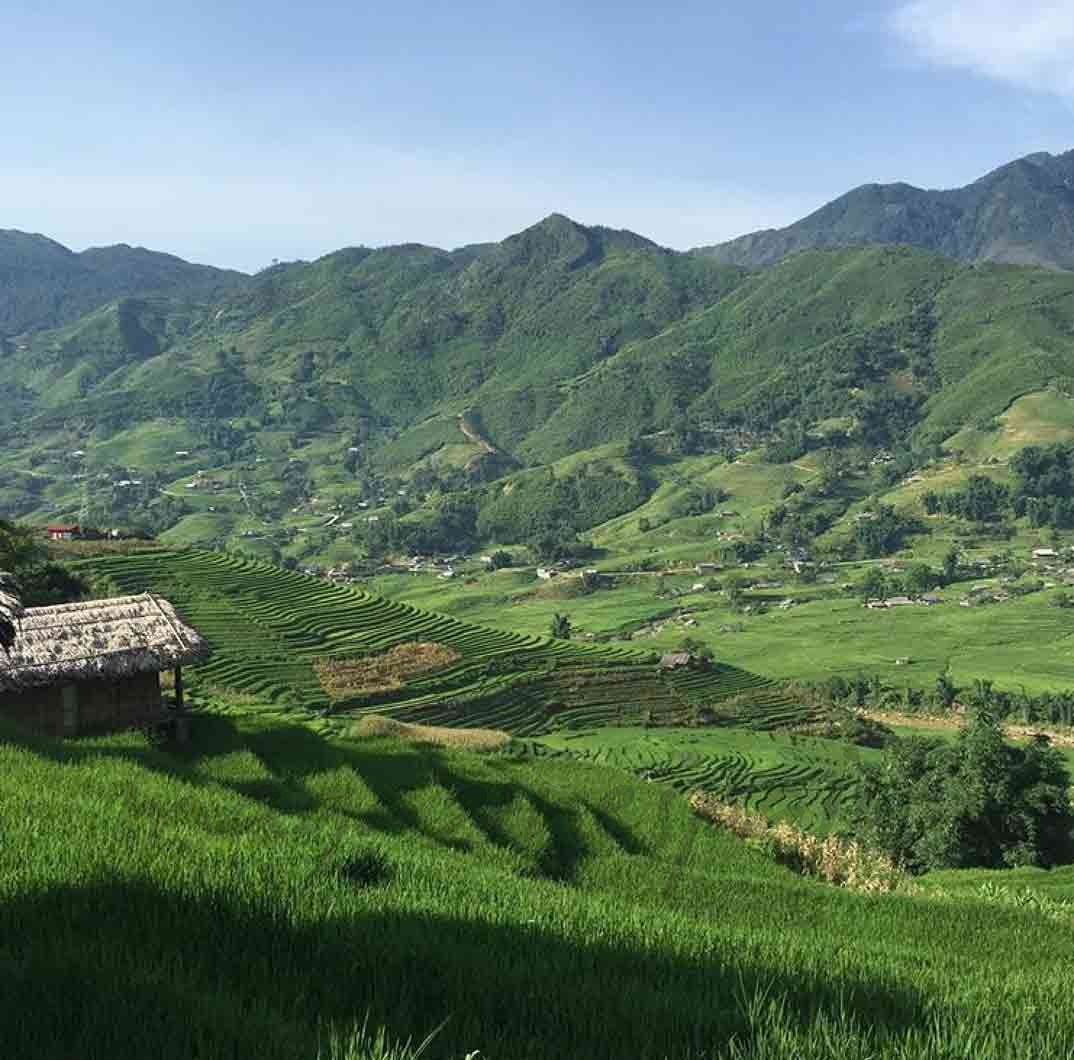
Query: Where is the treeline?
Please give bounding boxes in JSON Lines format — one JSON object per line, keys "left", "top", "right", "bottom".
{"left": 476, "top": 464, "right": 650, "bottom": 559}
{"left": 355, "top": 462, "right": 650, "bottom": 560}
{"left": 924, "top": 443, "right": 1074, "bottom": 528}
{"left": 807, "top": 668, "right": 1074, "bottom": 728}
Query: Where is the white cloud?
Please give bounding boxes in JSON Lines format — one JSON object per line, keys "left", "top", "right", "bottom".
{"left": 891, "top": 0, "right": 1074, "bottom": 99}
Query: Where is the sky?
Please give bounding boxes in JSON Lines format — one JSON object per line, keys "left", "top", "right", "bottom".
{"left": 2, "top": 0, "right": 1073, "bottom": 272}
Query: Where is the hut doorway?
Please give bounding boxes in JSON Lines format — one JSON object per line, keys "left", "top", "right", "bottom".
{"left": 61, "top": 684, "right": 79, "bottom": 734}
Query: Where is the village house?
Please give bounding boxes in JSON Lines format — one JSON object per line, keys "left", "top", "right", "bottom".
{"left": 658, "top": 651, "right": 694, "bottom": 671}
{"left": 46, "top": 523, "right": 81, "bottom": 541}
{"left": 0, "top": 583, "right": 208, "bottom": 740}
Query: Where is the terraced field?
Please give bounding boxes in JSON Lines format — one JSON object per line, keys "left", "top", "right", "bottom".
{"left": 81, "top": 549, "right": 801, "bottom": 740}
{"left": 78, "top": 549, "right": 863, "bottom": 826}
{"left": 530, "top": 726, "right": 868, "bottom": 832}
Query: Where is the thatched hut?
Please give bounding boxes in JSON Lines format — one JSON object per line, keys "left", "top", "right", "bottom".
{"left": 0, "top": 582, "right": 209, "bottom": 739}
{"left": 659, "top": 651, "right": 694, "bottom": 671}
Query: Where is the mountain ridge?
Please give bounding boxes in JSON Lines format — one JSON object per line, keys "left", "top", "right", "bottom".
{"left": 4, "top": 200, "right": 1074, "bottom": 553}
{"left": 0, "top": 229, "right": 249, "bottom": 336}
{"left": 695, "top": 150, "right": 1074, "bottom": 271}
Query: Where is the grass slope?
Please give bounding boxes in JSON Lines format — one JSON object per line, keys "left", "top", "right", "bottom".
{"left": 2, "top": 712, "right": 1074, "bottom": 1059}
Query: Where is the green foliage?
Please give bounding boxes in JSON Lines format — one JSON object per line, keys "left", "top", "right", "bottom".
{"left": 549, "top": 612, "right": 572, "bottom": 640}
{"left": 477, "top": 463, "right": 649, "bottom": 554}
{"left": 0, "top": 519, "right": 87, "bottom": 606}
{"left": 669, "top": 484, "right": 729, "bottom": 519}
{"left": 0, "top": 518, "right": 39, "bottom": 573}
{"left": 855, "top": 713, "right": 1074, "bottom": 872}
{"left": 852, "top": 506, "right": 921, "bottom": 558}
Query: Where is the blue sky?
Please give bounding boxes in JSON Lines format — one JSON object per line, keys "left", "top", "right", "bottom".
{"left": 3, "top": 0, "right": 1072, "bottom": 271}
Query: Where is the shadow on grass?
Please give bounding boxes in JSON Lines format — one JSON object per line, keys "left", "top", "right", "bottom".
{"left": 0, "top": 714, "right": 639, "bottom": 884}
{"left": 0, "top": 877, "right": 932, "bottom": 1060}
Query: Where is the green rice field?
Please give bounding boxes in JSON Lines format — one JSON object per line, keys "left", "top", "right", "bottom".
{"left": 2, "top": 711, "right": 1074, "bottom": 1059}
{"left": 79, "top": 548, "right": 796, "bottom": 738}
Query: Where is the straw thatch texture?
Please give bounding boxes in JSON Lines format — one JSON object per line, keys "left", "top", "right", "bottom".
{"left": 0, "top": 592, "right": 209, "bottom": 693}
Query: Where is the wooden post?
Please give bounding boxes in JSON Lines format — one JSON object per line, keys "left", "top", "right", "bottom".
{"left": 174, "top": 666, "right": 184, "bottom": 711}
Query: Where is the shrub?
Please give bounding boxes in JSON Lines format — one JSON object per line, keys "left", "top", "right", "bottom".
{"left": 854, "top": 713, "right": 1074, "bottom": 873}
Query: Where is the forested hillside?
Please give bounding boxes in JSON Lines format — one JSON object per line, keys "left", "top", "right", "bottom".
{"left": 4, "top": 205, "right": 1074, "bottom": 559}
{"left": 0, "top": 229, "right": 247, "bottom": 336}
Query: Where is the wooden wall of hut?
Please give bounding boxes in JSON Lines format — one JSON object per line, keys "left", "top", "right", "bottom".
{"left": 0, "top": 671, "right": 163, "bottom": 738}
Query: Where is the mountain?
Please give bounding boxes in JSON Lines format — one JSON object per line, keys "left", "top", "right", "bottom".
{"left": 0, "top": 230, "right": 248, "bottom": 336}
{"left": 696, "top": 150, "right": 1074, "bottom": 271}
{"left": 4, "top": 212, "right": 1074, "bottom": 553}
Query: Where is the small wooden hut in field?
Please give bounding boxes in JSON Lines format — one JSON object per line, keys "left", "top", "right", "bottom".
{"left": 659, "top": 651, "right": 694, "bottom": 671}
{"left": 0, "top": 581, "right": 209, "bottom": 739}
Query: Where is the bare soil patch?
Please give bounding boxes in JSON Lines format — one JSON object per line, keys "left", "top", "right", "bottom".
{"left": 315, "top": 642, "right": 460, "bottom": 700}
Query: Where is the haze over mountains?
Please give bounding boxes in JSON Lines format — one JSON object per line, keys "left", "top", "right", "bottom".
{"left": 0, "top": 229, "right": 246, "bottom": 336}
{"left": 697, "top": 150, "right": 1074, "bottom": 272}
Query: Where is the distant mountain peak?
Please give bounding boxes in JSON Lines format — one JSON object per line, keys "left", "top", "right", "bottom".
{"left": 0, "top": 230, "right": 248, "bottom": 336}
{"left": 696, "top": 148, "right": 1074, "bottom": 271}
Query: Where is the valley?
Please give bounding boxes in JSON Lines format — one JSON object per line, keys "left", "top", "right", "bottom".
{"left": 7, "top": 148, "right": 1074, "bottom": 1058}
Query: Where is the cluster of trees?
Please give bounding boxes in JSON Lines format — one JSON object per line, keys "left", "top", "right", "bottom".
{"left": 856, "top": 712, "right": 1073, "bottom": 872}
{"left": 477, "top": 465, "right": 649, "bottom": 561}
{"left": 923, "top": 474, "right": 1011, "bottom": 523}
{"left": 856, "top": 549, "right": 960, "bottom": 600}
{"left": 852, "top": 505, "right": 922, "bottom": 558}
{"left": 924, "top": 444, "right": 1074, "bottom": 529}
{"left": 745, "top": 312, "right": 937, "bottom": 453}
{"left": 360, "top": 494, "right": 480, "bottom": 558}
{"left": 668, "top": 484, "right": 728, "bottom": 519}
{"left": 0, "top": 520, "right": 87, "bottom": 606}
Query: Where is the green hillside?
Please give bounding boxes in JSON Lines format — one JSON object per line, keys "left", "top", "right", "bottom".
{"left": 5, "top": 220, "right": 1074, "bottom": 556}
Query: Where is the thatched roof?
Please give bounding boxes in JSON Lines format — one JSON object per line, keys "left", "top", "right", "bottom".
{"left": 0, "top": 590, "right": 209, "bottom": 693}
{"left": 659, "top": 651, "right": 693, "bottom": 670}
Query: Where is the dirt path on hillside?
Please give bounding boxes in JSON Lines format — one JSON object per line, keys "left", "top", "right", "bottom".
{"left": 866, "top": 709, "right": 1074, "bottom": 748}
{"left": 457, "top": 414, "right": 497, "bottom": 455}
